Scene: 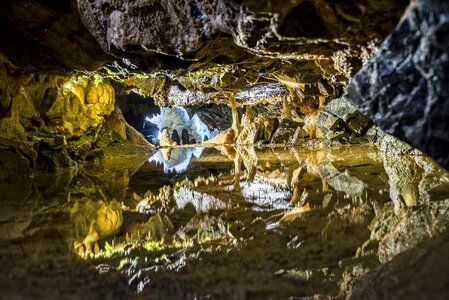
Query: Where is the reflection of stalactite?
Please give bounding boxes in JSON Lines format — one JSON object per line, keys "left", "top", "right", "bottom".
{"left": 238, "top": 146, "right": 258, "bottom": 181}
{"left": 221, "top": 146, "right": 237, "bottom": 160}
{"left": 285, "top": 165, "right": 293, "bottom": 189}
{"left": 290, "top": 148, "right": 303, "bottom": 165}
{"left": 291, "top": 186, "right": 300, "bottom": 206}
{"left": 382, "top": 154, "right": 424, "bottom": 211}
{"left": 290, "top": 166, "right": 302, "bottom": 205}
{"left": 233, "top": 153, "right": 241, "bottom": 192}
{"left": 322, "top": 179, "right": 329, "bottom": 192}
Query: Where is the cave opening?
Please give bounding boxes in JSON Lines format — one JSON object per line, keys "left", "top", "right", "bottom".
{"left": 117, "top": 91, "right": 232, "bottom": 146}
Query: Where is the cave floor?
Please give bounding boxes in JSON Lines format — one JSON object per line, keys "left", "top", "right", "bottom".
{"left": 1, "top": 144, "right": 449, "bottom": 299}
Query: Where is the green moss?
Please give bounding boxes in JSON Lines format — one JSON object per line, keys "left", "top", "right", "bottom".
{"left": 143, "top": 241, "right": 165, "bottom": 252}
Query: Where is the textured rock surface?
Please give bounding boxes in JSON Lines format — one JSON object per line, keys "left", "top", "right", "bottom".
{"left": 346, "top": 0, "right": 449, "bottom": 169}
{"left": 0, "top": 0, "right": 111, "bottom": 72}
{"left": 75, "top": 0, "right": 406, "bottom": 117}
{"left": 78, "top": 0, "right": 227, "bottom": 55}
{"left": 316, "top": 96, "right": 371, "bottom": 141}
{"left": 350, "top": 227, "right": 449, "bottom": 300}
{"left": 271, "top": 119, "right": 303, "bottom": 144}
{"left": 0, "top": 0, "right": 409, "bottom": 162}
{"left": 0, "top": 65, "right": 152, "bottom": 170}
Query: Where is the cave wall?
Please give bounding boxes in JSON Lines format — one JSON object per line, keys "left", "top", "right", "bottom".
{"left": 0, "top": 0, "right": 410, "bottom": 172}
{"left": 0, "top": 0, "right": 111, "bottom": 73}
{"left": 0, "top": 63, "right": 152, "bottom": 172}
{"left": 346, "top": 0, "right": 449, "bottom": 169}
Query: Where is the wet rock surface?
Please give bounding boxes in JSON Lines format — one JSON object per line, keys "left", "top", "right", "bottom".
{"left": 0, "top": 65, "right": 153, "bottom": 171}
{"left": 350, "top": 228, "right": 449, "bottom": 300}
{"left": 316, "top": 96, "right": 372, "bottom": 141}
{"left": 346, "top": 0, "right": 449, "bottom": 170}
{"left": 1, "top": 145, "right": 449, "bottom": 299}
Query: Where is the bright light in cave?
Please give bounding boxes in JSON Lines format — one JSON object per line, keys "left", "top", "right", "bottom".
{"left": 145, "top": 106, "right": 219, "bottom": 144}
{"left": 149, "top": 147, "right": 205, "bottom": 173}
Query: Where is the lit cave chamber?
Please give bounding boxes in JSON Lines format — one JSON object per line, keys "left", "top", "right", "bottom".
{"left": 1, "top": 0, "right": 449, "bottom": 299}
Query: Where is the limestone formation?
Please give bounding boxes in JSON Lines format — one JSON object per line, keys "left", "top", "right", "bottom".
{"left": 315, "top": 96, "right": 371, "bottom": 142}
{"left": 159, "top": 129, "right": 178, "bottom": 147}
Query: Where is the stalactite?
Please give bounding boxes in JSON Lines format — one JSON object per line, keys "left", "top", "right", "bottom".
{"left": 283, "top": 90, "right": 293, "bottom": 120}
{"left": 229, "top": 94, "right": 241, "bottom": 136}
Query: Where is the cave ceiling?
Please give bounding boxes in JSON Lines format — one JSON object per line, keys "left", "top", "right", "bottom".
{"left": 0, "top": 0, "right": 407, "bottom": 107}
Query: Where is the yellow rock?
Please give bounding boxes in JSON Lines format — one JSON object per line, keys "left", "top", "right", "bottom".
{"left": 280, "top": 203, "right": 311, "bottom": 223}
{"left": 161, "top": 148, "right": 172, "bottom": 160}
{"left": 204, "top": 128, "right": 235, "bottom": 145}
{"left": 222, "top": 128, "right": 236, "bottom": 144}
{"left": 159, "top": 129, "right": 178, "bottom": 147}
{"left": 47, "top": 76, "right": 115, "bottom": 137}
{"left": 263, "top": 118, "right": 278, "bottom": 141}
{"left": 71, "top": 199, "right": 123, "bottom": 256}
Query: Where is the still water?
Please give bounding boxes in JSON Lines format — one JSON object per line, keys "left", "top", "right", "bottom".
{"left": 1, "top": 144, "right": 448, "bottom": 298}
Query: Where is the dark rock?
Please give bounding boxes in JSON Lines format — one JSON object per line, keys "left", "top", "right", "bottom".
{"left": 186, "top": 104, "right": 233, "bottom": 132}
{"left": 350, "top": 227, "right": 449, "bottom": 299}
{"left": 77, "top": 0, "right": 225, "bottom": 56}
{"left": 270, "top": 119, "right": 303, "bottom": 144}
{"left": 316, "top": 96, "right": 372, "bottom": 142}
{"left": 0, "top": 148, "right": 32, "bottom": 181}
{"left": 171, "top": 130, "right": 181, "bottom": 145}
{"left": 0, "top": 0, "right": 111, "bottom": 73}
{"left": 35, "top": 149, "right": 76, "bottom": 171}
{"left": 181, "top": 129, "right": 190, "bottom": 145}
{"left": 346, "top": 0, "right": 449, "bottom": 170}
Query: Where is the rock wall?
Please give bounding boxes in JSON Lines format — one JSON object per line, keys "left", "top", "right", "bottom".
{"left": 346, "top": 0, "right": 449, "bottom": 169}
{"left": 77, "top": 0, "right": 406, "bottom": 118}
{"left": 0, "top": 0, "right": 111, "bottom": 73}
{"left": 0, "top": 63, "right": 152, "bottom": 172}
{"left": 0, "top": 0, "right": 411, "bottom": 170}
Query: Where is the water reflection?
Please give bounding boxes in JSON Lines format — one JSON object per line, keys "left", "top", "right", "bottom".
{"left": 149, "top": 147, "right": 205, "bottom": 173}
{"left": 2, "top": 145, "right": 449, "bottom": 298}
